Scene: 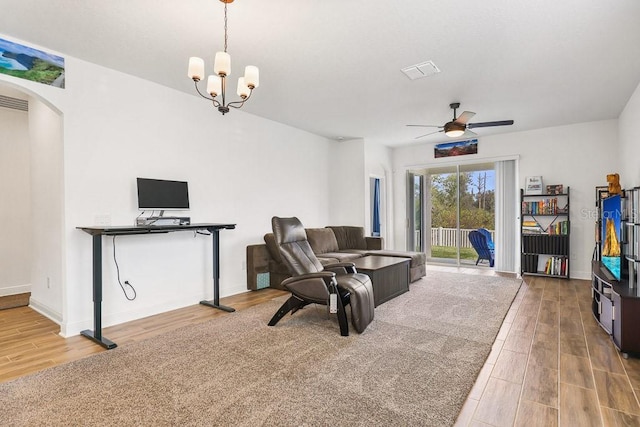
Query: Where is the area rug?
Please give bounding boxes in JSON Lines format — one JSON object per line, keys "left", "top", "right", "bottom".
{"left": 1, "top": 271, "right": 521, "bottom": 426}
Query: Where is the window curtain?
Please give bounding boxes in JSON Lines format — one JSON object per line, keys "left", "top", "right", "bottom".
{"left": 372, "top": 178, "right": 381, "bottom": 237}
{"left": 495, "top": 159, "right": 517, "bottom": 272}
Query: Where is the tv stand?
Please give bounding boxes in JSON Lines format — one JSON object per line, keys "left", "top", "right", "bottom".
{"left": 592, "top": 261, "right": 640, "bottom": 358}
{"left": 77, "top": 223, "right": 235, "bottom": 349}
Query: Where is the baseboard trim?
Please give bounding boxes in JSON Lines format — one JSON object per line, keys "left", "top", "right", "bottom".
{"left": 29, "top": 298, "right": 63, "bottom": 325}
{"left": 0, "top": 292, "right": 31, "bottom": 310}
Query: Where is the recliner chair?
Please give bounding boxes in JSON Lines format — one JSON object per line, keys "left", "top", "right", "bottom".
{"left": 267, "top": 216, "right": 374, "bottom": 335}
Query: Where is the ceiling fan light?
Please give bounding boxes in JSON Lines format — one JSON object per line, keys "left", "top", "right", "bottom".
{"left": 444, "top": 122, "right": 465, "bottom": 138}
{"left": 445, "top": 130, "right": 465, "bottom": 137}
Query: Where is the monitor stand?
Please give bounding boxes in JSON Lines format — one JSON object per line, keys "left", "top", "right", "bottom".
{"left": 136, "top": 215, "right": 191, "bottom": 226}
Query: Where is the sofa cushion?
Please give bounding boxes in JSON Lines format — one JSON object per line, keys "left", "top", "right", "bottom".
{"left": 327, "top": 226, "right": 367, "bottom": 250}
{"left": 318, "top": 252, "right": 363, "bottom": 262}
{"left": 317, "top": 256, "right": 340, "bottom": 265}
{"left": 306, "top": 228, "right": 340, "bottom": 254}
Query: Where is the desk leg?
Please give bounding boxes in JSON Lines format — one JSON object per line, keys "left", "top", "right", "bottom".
{"left": 200, "top": 229, "right": 235, "bottom": 312}
{"left": 81, "top": 234, "right": 117, "bottom": 349}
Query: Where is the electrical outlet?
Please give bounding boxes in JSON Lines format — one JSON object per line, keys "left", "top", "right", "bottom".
{"left": 241, "top": 260, "right": 246, "bottom": 271}
{"left": 46, "top": 277, "right": 51, "bottom": 289}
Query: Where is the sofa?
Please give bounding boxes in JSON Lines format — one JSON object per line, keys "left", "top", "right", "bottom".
{"left": 246, "top": 225, "right": 426, "bottom": 291}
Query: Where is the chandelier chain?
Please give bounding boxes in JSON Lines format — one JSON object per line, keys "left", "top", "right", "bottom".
{"left": 223, "top": 2, "right": 228, "bottom": 53}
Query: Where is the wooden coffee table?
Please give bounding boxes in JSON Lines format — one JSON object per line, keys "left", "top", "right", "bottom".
{"left": 352, "top": 256, "right": 410, "bottom": 307}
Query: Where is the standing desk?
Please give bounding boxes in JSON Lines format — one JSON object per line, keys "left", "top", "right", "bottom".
{"left": 77, "top": 223, "right": 236, "bottom": 349}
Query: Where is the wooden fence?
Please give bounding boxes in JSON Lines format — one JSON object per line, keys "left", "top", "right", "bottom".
{"left": 426, "top": 227, "right": 494, "bottom": 248}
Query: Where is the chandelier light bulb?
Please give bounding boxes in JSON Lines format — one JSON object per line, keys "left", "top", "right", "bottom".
{"left": 244, "top": 65, "right": 259, "bottom": 89}
{"left": 188, "top": 57, "right": 205, "bottom": 81}
{"left": 214, "top": 52, "right": 231, "bottom": 77}
{"left": 207, "top": 75, "right": 221, "bottom": 97}
{"left": 237, "top": 77, "right": 250, "bottom": 98}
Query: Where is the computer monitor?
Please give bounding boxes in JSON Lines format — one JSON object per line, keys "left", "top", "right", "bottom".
{"left": 136, "top": 178, "right": 189, "bottom": 213}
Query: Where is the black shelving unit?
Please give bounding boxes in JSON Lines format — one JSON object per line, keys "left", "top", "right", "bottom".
{"left": 520, "top": 187, "right": 570, "bottom": 279}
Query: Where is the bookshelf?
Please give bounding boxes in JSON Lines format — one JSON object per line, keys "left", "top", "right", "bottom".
{"left": 520, "top": 187, "right": 570, "bottom": 279}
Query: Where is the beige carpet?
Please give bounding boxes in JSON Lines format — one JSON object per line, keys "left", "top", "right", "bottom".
{"left": 1, "top": 271, "right": 521, "bottom": 426}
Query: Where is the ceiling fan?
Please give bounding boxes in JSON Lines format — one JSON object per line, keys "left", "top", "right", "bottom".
{"left": 407, "top": 102, "right": 514, "bottom": 139}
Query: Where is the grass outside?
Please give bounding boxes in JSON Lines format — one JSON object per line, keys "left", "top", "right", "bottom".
{"left": 431, "top": 246, "right": 478, "bottom": 261}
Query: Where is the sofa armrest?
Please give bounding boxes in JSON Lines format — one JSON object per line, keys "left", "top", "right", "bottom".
{"left": 366, "top": 236, "right": 383, "bottom": 250}
{"left": 246, "top": 244, "right": 273, "bottom": 290}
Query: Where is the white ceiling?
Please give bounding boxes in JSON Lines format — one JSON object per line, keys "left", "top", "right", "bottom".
{"left": 1, "top": 0, "right": 639, "bottom": 146}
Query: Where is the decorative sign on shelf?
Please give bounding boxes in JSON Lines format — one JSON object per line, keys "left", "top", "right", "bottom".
{"left": 525, "top": 176, "right": 543, "bottom": 195}
{"left": 546, "top": 184, "right": 564, "bottom": 195}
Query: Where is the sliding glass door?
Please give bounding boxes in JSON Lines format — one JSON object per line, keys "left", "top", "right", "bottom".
{"left": 409, "top": 162, "right": 495, "bottom": 266}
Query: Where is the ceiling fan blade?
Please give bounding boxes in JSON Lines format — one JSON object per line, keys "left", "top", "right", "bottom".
{"left": 415, "top": 130, "right": 443, "bottom": 139}
{"left": 463, "top": 129, "right": 477, "bottom": 137}
{"left": 455, "top": 111, "right": 475, "bottom": 125}
{"left": 406, "top": 124, "right": 443, "bottom": 128}
{"left": 467, "top": 120, "right": 514, "bottom": 129}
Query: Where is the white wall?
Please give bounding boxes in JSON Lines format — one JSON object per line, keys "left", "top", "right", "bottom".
{"left": 392, "top": 119, "right": 618, "bottom": 279}
{"left": 0, "top": 105, "right": 31, "bottom": 296}
{"left": 619, "top": 81, "right": 640, "bottom": 183}
{"left": 329, "top": 138, "right": 366, "bottom": 226}
{"left": 28, "top": 97, "right": 64, "bottom": 322}
{"left": 0, "top": 34, "right": 347, "bottom": 337}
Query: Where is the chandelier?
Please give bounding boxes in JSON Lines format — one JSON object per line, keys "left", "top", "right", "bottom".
{"left": 187, "top": 0, "right": 259, "bottom": 115}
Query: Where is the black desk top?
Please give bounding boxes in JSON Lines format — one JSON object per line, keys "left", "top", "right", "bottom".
{"left": 77, "top": 223, "right": 236, "bottom": 236}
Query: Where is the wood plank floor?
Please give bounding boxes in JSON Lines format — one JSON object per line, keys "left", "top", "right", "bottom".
{"left": 2, "top": 265, "right": 640, "bottom": 426}
{"left": 452, "top": 268, "right": 640, "bottom": 427}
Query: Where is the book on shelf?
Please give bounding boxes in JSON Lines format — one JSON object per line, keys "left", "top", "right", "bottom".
{"left": 523, "top": 226, "right": 543, "bottom": 234}
{"left": 543, "top": 256, "right": 568, "bottom": 276}
{"left": 547, "top": 220, "right": 569, "bottom": 235}
{"left": 522, "top": 197, "right": 564, "bottom": 215}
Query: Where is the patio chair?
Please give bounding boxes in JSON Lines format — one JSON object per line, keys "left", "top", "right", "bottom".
{"left": 477, "top": 228, "right": 495, "bottom": 250}
{"left": 469, "top": 230, "right": 495, "bottom": 267}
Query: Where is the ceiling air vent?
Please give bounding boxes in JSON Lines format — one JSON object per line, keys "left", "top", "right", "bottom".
{"left": 0, "top": 94, "right": 28, "bottom": 111}
{"left": 401, "top": 60, "right": 440, "bottom": 80}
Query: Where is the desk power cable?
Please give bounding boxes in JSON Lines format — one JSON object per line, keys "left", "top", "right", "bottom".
{"left": 112, "top": 236, "right": 137, "bottom": 301}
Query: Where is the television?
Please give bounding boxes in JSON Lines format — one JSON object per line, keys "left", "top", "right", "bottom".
{"left": 136, "top": 178, "right": 189, "bottom": 212}
{"left": 601, "top": 194, "right": 622, "bottom": 281}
